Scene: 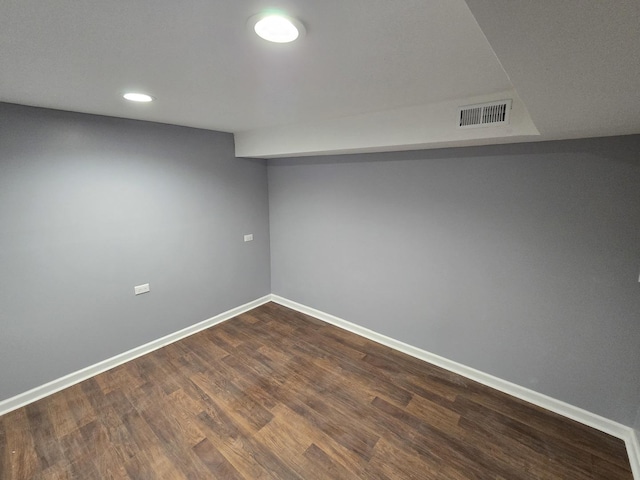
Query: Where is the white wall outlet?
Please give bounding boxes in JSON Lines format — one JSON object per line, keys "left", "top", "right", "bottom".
{"left": 244, "top": 234, "right": 254, "bottom": 242}
{"left": 134, "top": 283, "right": 150, "bottom": 295}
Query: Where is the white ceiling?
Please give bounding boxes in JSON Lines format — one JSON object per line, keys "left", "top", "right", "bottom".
{"left": 1, "top": 1, "right": 639, "bottom": 158}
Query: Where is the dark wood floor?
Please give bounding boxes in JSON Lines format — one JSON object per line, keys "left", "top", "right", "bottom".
{"left": 0, "top": 302, "right": 633, "bottom": 479}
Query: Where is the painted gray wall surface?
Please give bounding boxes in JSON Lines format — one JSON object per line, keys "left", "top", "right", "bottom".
{"left": 268, "top": 137, "right": 640, "bottom": 426}
{"left": 0, "top": 103, "right": 270, "bottom": 401}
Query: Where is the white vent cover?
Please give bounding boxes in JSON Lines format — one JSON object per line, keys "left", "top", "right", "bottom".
{"left": 458, "top": 99, "right": 512, "bottom": 128}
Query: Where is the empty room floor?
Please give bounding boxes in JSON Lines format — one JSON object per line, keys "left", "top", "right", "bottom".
{"left": 0, "top": 302, "right": 633, "bottom": 479}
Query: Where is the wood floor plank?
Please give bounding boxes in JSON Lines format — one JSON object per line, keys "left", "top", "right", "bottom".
{"left": 68, "top": 454, "right": 102, "bottom": 480}
{"left": 454, "top": 396, "right": 597, "bottom": 472}
{"left": 263, "top": 365, "right": 382, "bottom": 461}
{"left": 96, "top": 405, "right": 137, "bottom": 464}
{"left": 264, "top": 404, "right": 392, "bottom": 480}
{"left": 91, "top": 450, "right": 131, "bottom": 480}
{"left": 63, "top": 384, "right": 96, "bottom": 429}
{"left": 192, "top": 437, "right": 244, "bottom": 480}
{"left": 3, "top": 408, "right": 43, "bottom": 479}
{"left": 405, "top": 392, "right": 461, "bottom": 431}
{"left": 195, "top": 401, "right": 305, "bottom": 479}
{"left": 302, "top": 443, "right": 357, "bottom": 480}
{"left": 592, "top": 453, "right": 636, "bottom": 480}
{"left": 25, "top": 402, "right": 65, "bottom": 471}
{"left": 289, "top": 336, "right": 415, "bottom": 407}
{"left": 252, "top": 404, "right": 316, "bottom": 476}
{"left": 44, "top": 393, "right": 77, "bottom": 440}
{"left": 455, "top": 414, "right": 589, "bottom": 480}
{"left": 38, "top": 462, "right": 74, "bottom": 480}
{"left": 190, "top": 370, "right": 274, "bottom": 433}
{"left": 372, "top": 395, "right": 556, "bottom": 480}
{"left": 120, "top": 408, "right": 188, "bottom": 480}
{"left": 139, "top": 401, "right": 214, "bottom": 478}
{"left": 368, "top": 436, "right": 442, "bottom": 479}
{"left": 195, "top": 410, "right": 271, "bottom": 479}
{"left": 58, "top": 426, "right": 91, "bottom": 467}
{"left": 0, "top": 302, "right": 633, "bottom": 479}
{"left": 459, "top": 389, "right": 631, "bottom": 470}
{"left": 367, "top": 396, "right": 498, "bottom": 480}
{"left": 163, "top": 390, "right": 207, "bottom": 447}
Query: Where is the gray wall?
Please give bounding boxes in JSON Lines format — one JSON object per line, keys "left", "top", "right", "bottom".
{"left": 268, "top": 136, "right": 640, "bottom": 427}
{"left": 0, "top": 103, "right": 270, "bottom": 402}
{"left": 2, "top": 101, "right": 638, "bottom": 430}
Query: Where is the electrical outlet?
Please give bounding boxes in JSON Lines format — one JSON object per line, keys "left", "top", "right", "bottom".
{"left": 244, "top": 234, "right": 254, "bottom": 242}
{"left": 134, "top": 283, "right": 150, "bottom": 295}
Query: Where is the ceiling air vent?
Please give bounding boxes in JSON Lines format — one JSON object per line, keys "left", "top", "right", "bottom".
{"left": 458, "top": 99, "right": 512, "bottom": 128}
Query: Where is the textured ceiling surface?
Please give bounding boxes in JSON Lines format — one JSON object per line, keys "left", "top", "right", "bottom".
{"left": 1, "top": 0, "right": 639, "bottom": 157}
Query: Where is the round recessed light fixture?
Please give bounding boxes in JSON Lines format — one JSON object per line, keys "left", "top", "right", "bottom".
{"left": 123, "top": 92, "right": 154, "bottom": 102}
{"left": 249, "top": 12, "right": 305, "bottom": 43}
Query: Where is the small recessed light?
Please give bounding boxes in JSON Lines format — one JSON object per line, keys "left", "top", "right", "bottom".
{"left": 249, "top": 13, "right": 305, "bottom": 43}
{"left": 123, "top": 92, "right": 154, "bottom": 102}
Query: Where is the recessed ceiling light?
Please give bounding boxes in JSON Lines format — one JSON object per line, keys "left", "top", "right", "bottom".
{"left": 249, "top": 13, "right": 305, "bottom": 43}
{"left": 123, "top": 92, "right": 154, "bottom": 102}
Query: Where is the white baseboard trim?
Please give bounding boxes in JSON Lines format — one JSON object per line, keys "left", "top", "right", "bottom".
{"left": 270, "top": 294, "right": 640, "bottom": 479}
{"left": 0, "top": 295, "right": 271, "bottom": 417}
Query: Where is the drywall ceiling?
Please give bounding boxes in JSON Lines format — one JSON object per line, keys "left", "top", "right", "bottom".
{"left": 1, "top": 1, "right": 638, "bottom": 158}
{"left": 464, "top": 0, "right": 640, "bottom": 141}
